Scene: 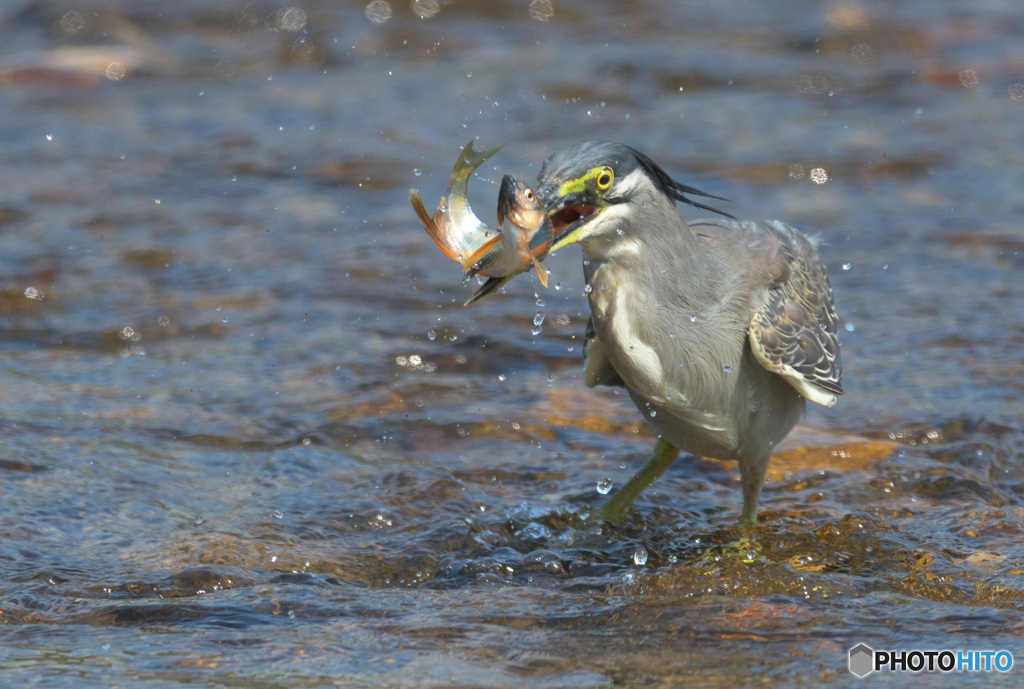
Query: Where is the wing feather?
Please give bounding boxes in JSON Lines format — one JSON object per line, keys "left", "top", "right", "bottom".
{"left": 747, "top": 220, "right": 843, "bottom": 407}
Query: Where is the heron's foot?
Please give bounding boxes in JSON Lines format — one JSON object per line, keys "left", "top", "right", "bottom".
{"left": 694, "top": 531, "right": 761, "bottom": 565}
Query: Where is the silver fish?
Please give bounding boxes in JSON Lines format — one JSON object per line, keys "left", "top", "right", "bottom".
{"left": 410, "top": 142, "right": 553, "bottom": 305}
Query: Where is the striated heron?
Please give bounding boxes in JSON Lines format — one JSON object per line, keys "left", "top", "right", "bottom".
{"left": 535, "top": 141, "right": 843, "bottom": 527}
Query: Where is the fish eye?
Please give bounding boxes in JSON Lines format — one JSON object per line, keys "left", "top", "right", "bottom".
{"left": 596, "top": 167, "right": 613, "bottom": 191}
{"left": 524, "top": 188, "right": 534, "bottom": 200}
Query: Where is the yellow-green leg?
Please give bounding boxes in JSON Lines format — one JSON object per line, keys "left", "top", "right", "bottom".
{"left": 586, "top": 437, "right": 680, "bottom": 525}
{"left": 738, "top": 453, "right": 770, "bottom": 529}
{"left": 699, "top": 454, "right": 769, "bottom": 563}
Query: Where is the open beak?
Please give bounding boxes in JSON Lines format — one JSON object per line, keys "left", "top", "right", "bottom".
{"left": 537, "top": 181, "right": 601, "bottom": 252}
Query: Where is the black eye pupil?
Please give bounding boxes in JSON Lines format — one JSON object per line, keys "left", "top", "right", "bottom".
{"left": 599, "top": 174, "right": 610, "bottom": 186}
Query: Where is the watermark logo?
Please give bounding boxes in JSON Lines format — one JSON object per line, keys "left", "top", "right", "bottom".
{"left": 849, "top": 644, "right": 874, "bottom": 678}
{"left": 849, "top": 644, "right": 1013, "bottom": 677}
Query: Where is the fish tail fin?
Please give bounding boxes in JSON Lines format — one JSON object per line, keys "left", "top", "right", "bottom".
{"left": 453, "top": 140, "right": 505, "bottom": 177}
{"left": 464, "top": 276, "right": 512, "bottom": 307}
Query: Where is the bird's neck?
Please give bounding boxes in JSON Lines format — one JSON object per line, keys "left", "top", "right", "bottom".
{"left": 579, "top": 198, "right": 701, "bottom": 270}
{"left": 580, "top": 202, "right": 727, "bottom": 323}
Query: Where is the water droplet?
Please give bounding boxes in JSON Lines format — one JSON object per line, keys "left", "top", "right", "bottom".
{"left": 668, "top": 332, "right": 676, "bottom": 338}
{"left": 413, "top": 167, "right": 422, "bottom": 177}
{"left": 272, "top": 510, "right": 284, "bottom": 519}
{"left": 583, "top": 284, "right": 593, "bottom": 295}
{"left": 649, "top": 410, "right": 657, "bottom": 418}
{"left": 59, "top": 10, "right": 84, "bottom": 35}
{"left": 722, "top": 364, "right": 733, "bottom": 373}
{"left": 46, "top": 134, "right": 53, "bottom": 142}
{"left": 788, "top": 164, "right": 805, "bottom": 179}
{"left": 746, "top": 550, "right": 756, "bottom": 560}
{"left": 689, "top": 315, "right": 697, "bottom": 323}
{"left": 959, "top": 69, "right": 979, "bottom": 88}
{"left": 411, "top": 0, "right": 441, "bottom": 19}
{"left": 364, "top": 0, "right": 392, "bottom": 23}
{"left": 535, "top": 298, "right": 545, "bottom": 307}
{"left": 119, "top": 326, "right": 140, "bottom": 342}
{"left": 105, "top": 61, "right": 125, "bottom": 81}
{"left": 633, "top": 547, "right": 648, "bottom": 566}
{"left": 497, "top": 373, "right": 506, "bottom": 381}
{"left": 845, "top": 322, "right": 855, "bottom": 332}
{"left": 427, "top": 329, "right": 436, "bottom": 341}
{"left": 528, "top": 0, "right": 554, "bottom": 21}
{"left": 23, "top": 286, "right": 44, "bottom": 300}
{"left": 1010, "top": 83, "right": 1024, "bottom": 102}
{"left": 533, "top": 312, "right": 545, "bottom": 326}
{"left": 531, "top": 325, "right": 542, "bottom": 336}
{"left": 596, "top": 478, "right": 614, "bottom": 495}
{"left": 810, "top": 168, "right": 829, "bottom": 184}
{"left": 369, "top": 512, "right": 393, "bottom": 528}
{"left": 842, "top": 262, "right": 851, "bottom": 271}
{"left": 615, "top": 228, "right": 625, "bottom": 236}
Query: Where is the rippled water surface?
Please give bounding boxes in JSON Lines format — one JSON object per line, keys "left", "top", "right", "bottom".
{"left": 3, "top": 1, "right": 1024, "bottom": 687}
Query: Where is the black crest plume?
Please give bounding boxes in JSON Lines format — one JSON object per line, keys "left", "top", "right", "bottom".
{"left": 630, "top": 147, "right": 736, "bottom": 220}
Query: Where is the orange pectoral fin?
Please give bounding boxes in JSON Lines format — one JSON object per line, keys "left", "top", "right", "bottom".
{"left": 464, "top": 233, "right": 503, "bottom": 269}
{"left": 530, "top": 238, "right": 551, "bottom": 259}
{"left": 531, "top": 255, "right": 549, "bottom": 287}
{"left": 409, "top": 190, "right": 459, "bottom": 261}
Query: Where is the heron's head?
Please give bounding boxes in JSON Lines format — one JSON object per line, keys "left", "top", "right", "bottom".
{"left": 536, "top": 140, "right": 733, "bottom": 252}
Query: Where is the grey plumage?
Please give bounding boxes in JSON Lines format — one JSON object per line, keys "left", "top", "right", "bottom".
{"left": 537, "top": 141, "right": 843, "bottom": 525}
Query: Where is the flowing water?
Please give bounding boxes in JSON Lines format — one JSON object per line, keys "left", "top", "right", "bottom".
{"left": 2, "top": 1, "right": 1024, "bottom": 687}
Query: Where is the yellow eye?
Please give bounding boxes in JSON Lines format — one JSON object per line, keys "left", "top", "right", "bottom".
{"left": 595, "top": 167, "right": 613, "bottom": 191}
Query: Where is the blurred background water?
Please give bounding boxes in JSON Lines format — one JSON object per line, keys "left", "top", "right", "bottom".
{"left": 2, "top": 0, "right": 1024, "bottom": 687}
